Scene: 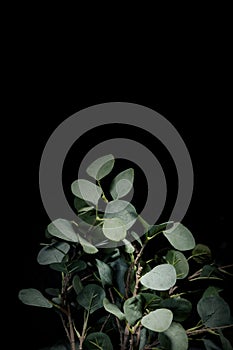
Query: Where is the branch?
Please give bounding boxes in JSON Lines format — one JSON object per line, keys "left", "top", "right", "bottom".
{"left": 109, "top": 287, "right": 123, "bottom": 348}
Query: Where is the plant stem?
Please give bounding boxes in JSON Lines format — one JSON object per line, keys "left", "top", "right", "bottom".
{"left": 67, "top": 304, "right": 76, "bottom": 350}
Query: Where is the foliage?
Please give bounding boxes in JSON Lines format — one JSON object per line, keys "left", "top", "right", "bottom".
{"left": 19, "top": 154, "right": 233, "bottom": 350}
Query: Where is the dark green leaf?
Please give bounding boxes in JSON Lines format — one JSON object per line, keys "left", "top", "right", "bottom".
{"left": 197, "top": 295, "right": 231, "bottom": 327}
{"left": 47, "top": 219, "right": 78, "bottom": 242}
{"left": 72, "top": 275, "right": 83, "bottom": 295}
{"left": 84, "top": 332, "right": 113, "bottom": 350}
{"left": 45, "top": 288, "right": 60, "bottom": 297}
{"left": 159, "top": 297, "right": 192, "bottom": 322}
{"left": 123, "top": 295, "right": 143, "bottom": 326}
{"left": 166, "top": 250, "right": 189, "bottom": 279}
{"left": 86, "top": 154, "right": 115, "bottom": 180}
{"left": 140, "top": 292, "right": 161, "bottom": 309}
{"left": 76, "top": 284, "right": 105, "bottom": 314}
{"left": 67, "top": 260, "right": 87, "bottom": 274}
{"left": 163, "top": 222, "right": 195, "bottom": 251}
{"left": 146, "top": 221, "right": 174, "bottom": 238}
{"left": 202, "top": 286, "right": 223, "bottom": 298}
{"left": 103, "top": 297, "right": 125, "bottom": 321}
{"left": 109, "top": 257, "right": 128, "bottom": 296}
{"left": 18, "top": 288, "right": 52, "bottom": 308}
{"left": 141, "top": 308, "right": 173, "bottom": 332}
{"left": 203, "top": 338, "right": 223, "bottom": 350}
{"left": 192, "top": 243, "right": 212, "bottom": 264}
{"left": 219, "top": 330, "right": 233, "bottom": 350}
{"left": 37, "top": 242, "right": 70, "bottom": 265}
{"left": 71, "top": 179, "right": 102, "bottom": 206}
{"left": 110, "top": 168, "right": 134, "bottom": 199}
{"left": 158, "top": 322, "right": 188, "bottom": 350}
{"left": 96, "top": 259, "right": 113, "bottom": 286}
{"left": 49, "top": 262, "right": 67, "bottom": 273}
{"left": 140, "top": 264, "right": 176, "bottom": 291}
{"left": 139, "top": 327, "right": 147, "bottom": 350}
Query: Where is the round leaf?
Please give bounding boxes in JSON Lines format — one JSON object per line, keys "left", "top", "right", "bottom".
{"left": 140, "top": 264, "right": 177, "bottom": 291}
{"left": 18, "top": 288, "right": 52, "bottom": 308}
{"left": 159, "top": 322, "right": 188, "bottom": 350}
{"left": 76, "top": 284, "right": 105, "bottom": 314}
{"left": 37, "top": 242, "right": 70, "bottom": 265}
{"left": 197, "top": 295, "right": 231, "bottom": 327}
{"left": 166, "top": 250, "right": 189, "bottom": 279}
{"left": 103, "top": 217, "right": 127, "bottom": 242}
{"left": 123, "top": 295, "right": 143, "bottom": 326}
{"left": 86, "top": 154, "right": 115, "bottom": 180}
{"left": 141, "top": 308, "right": 173, "bottom": 332}
{"left": 71, "top": 179, "right": 102, "bottom": 205}
{"left": 78, "top": 234, "right": 98, "bottom": 254}
{"left": 110, "top": 168, "right": 134, "bottom": 199}
{"left": 47, "top": 219, "right": 78, "bottom": 242}
{"left": 192, "top": 243, "right": 212, "bottom": 264}
{"left": 96, "top": 259, "right": 113, "bottom": 286}
{"left": 160, "top": 297, "right": 192, "bottom": 322}
{"left": 84, "top": 332, "right": 113, "bottom": 350}
{"left": 163, "top": 222, "right": 195, "bottom": 251}
{"left": 104, "top": 200, "right": 137, "bottom": 230}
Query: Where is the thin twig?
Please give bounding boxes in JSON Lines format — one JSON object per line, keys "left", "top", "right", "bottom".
{"left": 109, "top": 287, "right": 123, "bottom": 348}
{"left": 133, "top": 264, "right": 143, "bottom": 297}
{"left": 59, "top": 313, "right": 71, "bottom": 342}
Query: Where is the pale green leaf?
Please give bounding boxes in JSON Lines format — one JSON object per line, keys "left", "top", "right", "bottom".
{"left": 103, "top": 217, "right": 127, "bottom": 242}
{"left": 110, "top": 168, "right": 134, "bottom": 199}
{"left": 47, "top": 219, "right": 78, "bottom": 242}
{"left": 37, "top": 242, "right": 70, "bottom": 265}
{"left": 18, "top": 288, "right": 52, "bottom": 308}
{"left": 71, "top": 179, "right": 102, "bottom": 205}
{"left": 103, "top": 297, "right": 125, "bottom": 321}
{"left": 78, "top": 234, "right": 98, "bottom": 254}
{"left": 104, "top": 200, "right": 137, "bottom": 230}
{"left": 140, "top": 264, "right": 176, "bottom": 291}
{"left": 86, "top": 154, "right": 115, "bottom": 181}
{"left": 163, "top": 222, "right": 195, "bottom": 251}
{"left": 141, "top": 308, "right": 173, "bottom": 332}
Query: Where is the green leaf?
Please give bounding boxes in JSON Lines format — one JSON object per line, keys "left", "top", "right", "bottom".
{"left": 37, "top": 242, "right": 70, "bottom": 265}
{"left": 49, "top": 262, "right": 67, "bottom": 273}
{"left": 141, "top": 308, "right": 173, "bottom": 332}
{"left": 78, "top": 234, "right": 98, "bottom": 254}
{"left": 47, "top": 219, "right": 78, "bottom": 242}
{"left": 18, "top": 288, "right": 52, "bottom": 308}
{"left": 140, "top": 264, "right": 177, "bottom": 291}
{"left": 71, "top": 179, "right": 102, "bottom": 206}
{"left": 130, "top": 231, "right": 142, "bottom": 247}
{"left": 197, "top": 295, "right": 231, "bottom": 327}
{"left": 110, "top": 168, "right": 134, "bottom": 199}
{"left": 163, "top": 222, "right": 195, "bottom": 251}
{"left": 104, "top": 200, "right": 138, "bottom": 231}
{"left": 84, "top": 332, "right": 113, "bottom": 350}
{"left": 123, "top": 239, "right": 135, "bottom": 254}
{"left": 159, "top": 297, "right": 192, "bottom": 322}
{"left": 109, "top": 257, "right": 128, "bottom": 296}
{"left": 146, "top": 221, "right": 174, "bottom": 238}
{"left": 103, "top": 297, "right": 125, "bottom": 321}
{"left": 96, "top": 259, "right": 113, "bottom": 286}
{"left": 166, "top": 250, "right": 189, "bottom": 279}
{"left": 86, "top": 154, "right": 115, "bottom": 181}
{"left": 159, "top": 322, "right": 188, "bottom": 350}
{"left": 202, "top": 286, "right": 223, "bottom": 298}
{"left": 219, "top": 330, "right": 233, "bottom": 350}
{"left": 140, "top": 293, "right": 162, "bottom": 309}
{"left": 76, "top": 284, "right": 105, "bottom": 314}
{"left": 139, "top": 327, "right": 147, "bottom": 350}
{"left": 67, "top": 259, "right": 87, "bottom": 273}
{"left": 45, "top": 288, "right": 60, "bottom": 297}
{"left": 203, "top": 338, "right": 223, "bottom": 350}
{"left": 192, "top": 243, "right": 212, "bottom": 264}
{"left": 123, "top": 295, "right": 143, "bottom": 326}
{"left": 72, "top": 275, "right": 83, "bottom": 295}
{"left": 103, "top": 217, "right": 127, "bottom": 242}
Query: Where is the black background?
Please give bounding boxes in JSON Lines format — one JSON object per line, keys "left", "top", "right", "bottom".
{"left": 9, "top": 14, "right": 232, "bottom": 349}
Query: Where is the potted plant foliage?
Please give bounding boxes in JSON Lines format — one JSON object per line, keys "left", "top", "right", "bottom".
{"left": 19, "top": 154, "right": 233, "bottom": 350}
